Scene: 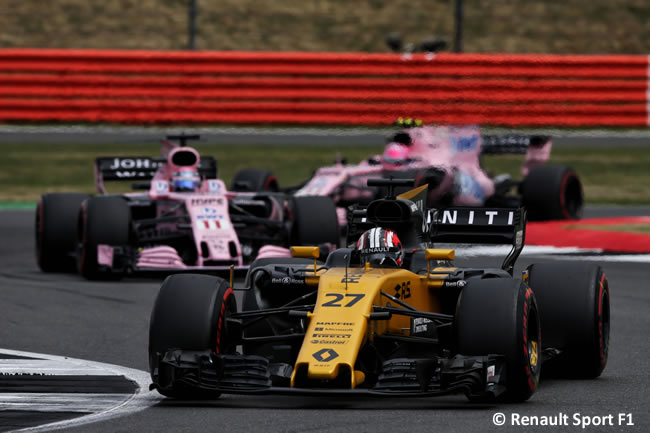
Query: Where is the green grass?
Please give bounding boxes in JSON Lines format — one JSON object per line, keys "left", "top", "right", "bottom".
{"left": 0, "top": 142, "right": 383, "bottom": 202}
{"left": 0, "top": 142, "right": 648, "bottom": 205}
{"left": 481, "top": 147, "right": 650, "bottom": 205}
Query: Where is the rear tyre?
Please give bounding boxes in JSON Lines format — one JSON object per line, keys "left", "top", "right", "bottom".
{"left": 521, "top": 164, "right": 583, "bottom": 220}
{"left": 77, "top": 196, "right": 131, "bottom": 280}
{"left": 35, "top": 193, "right": 89, "bottom": 272}
{"left": 149, "top": 274, "right": 236, "bottom": 399}
{"left": 455, "top": 278, "right": 541, "bottom": 402}
{"left": 231, "top": 168, "right": 278, "bottom": 192}
{"left": 526, "top": 263, "right": 609, "bottom": 378}
{"left": 290, "top": 196, "right": 339, "bottom": 246}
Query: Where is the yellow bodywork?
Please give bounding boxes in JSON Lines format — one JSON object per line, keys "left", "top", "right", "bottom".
{"left": 289, "top": 249, "right": 457, "bottom": 388}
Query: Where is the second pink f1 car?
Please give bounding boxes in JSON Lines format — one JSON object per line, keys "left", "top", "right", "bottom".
{"left": 233, "top": 123, "right": 583, "bottom": 223}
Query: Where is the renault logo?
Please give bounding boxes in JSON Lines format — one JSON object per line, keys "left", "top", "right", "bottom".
{"left": 312, "top": 348, "right": 339, "bottom": 362}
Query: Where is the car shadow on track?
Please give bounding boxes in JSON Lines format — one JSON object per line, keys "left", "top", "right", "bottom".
{"left": 153, "top": 394, "right": 499, "bottom": 411}
{"left": 151, "top": 374, "right": 617, "bottom": 412}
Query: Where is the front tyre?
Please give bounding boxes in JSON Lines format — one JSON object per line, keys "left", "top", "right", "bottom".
{"left": 36, "top": 193, "right": 89, "bottom": 272}
{"left": 149, "top": 274, "right": 236, "bottom": 399}
{"left": 77, "top": 196, "right": 131, "bottom": 280}
{"left": 526, "top": 262, "right": 610, "bottom": 378}
{"left": 455, "top": 278, "right": 541, "bottom": 402}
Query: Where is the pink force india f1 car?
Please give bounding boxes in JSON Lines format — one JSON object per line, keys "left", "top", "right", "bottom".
{"left": 35, "top": 134, "right": 339, "bottom": 279}
{"left": 232, "top": 121, "right": 583, "bottom": 226}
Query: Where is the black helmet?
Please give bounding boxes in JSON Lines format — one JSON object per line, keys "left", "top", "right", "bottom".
{"left": 356, "top": 227, "right": 404, "bottom": 267}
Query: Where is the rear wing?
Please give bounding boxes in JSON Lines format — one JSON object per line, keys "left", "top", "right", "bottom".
{"left": 94, "top": 156, "right": 218, "bottom": 192}
{"left": 428, "top": 207, "right": 526, "bottom": 273}
{"left": 346, "top": 178, "right": 527, "bottom": 273}
{"left": 480, "top": 134, "right": 550, "bottom": 155}
{"left": 95, "top": 157, "right": 164, "bottom": 182}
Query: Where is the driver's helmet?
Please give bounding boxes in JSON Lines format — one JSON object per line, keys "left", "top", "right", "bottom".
{"left": 356, "top": 227, "right": 404, "bottom": 267}
{"left": 171, "top": 168, "right": 201, "bottom": 192}
{"left": 381, "top": 143, "right": 410, "bottom": 169}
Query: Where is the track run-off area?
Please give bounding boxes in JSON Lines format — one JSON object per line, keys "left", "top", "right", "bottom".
{"left": 0, "top": 206, "right": 648, "bottom": 433}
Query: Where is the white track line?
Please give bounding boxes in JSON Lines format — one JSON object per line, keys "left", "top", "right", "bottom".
{"left": 0, "top": 348, "right": 161, "bottom": 433}
{"left": 0, "top": 393, "right": 133, "bottom": 413}
{"left": 448, "top": 244, "right": 600, "bottom": 257}
{"left": 447, "top": 244, "right": 650, "bottom": 263}
{"left": 473, "top": 245, "right": 600, "bottom": 256}
{"left": 554, "top": 254, "right": 650, "bottom": 263}
{"left": 0, "top": 359, "right": 113, "bottom": 375}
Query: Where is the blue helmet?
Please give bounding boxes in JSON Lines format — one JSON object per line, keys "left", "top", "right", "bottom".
{"left": 171, "top": 169, "right": 200, "bottom": 192}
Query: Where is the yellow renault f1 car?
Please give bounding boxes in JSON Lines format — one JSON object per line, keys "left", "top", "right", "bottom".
{"left": 148, "top": 179, "right": 610, "bottom": 402}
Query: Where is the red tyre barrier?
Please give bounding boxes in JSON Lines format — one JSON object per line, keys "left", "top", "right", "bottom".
{"left": 0, "top": 49, "right": 647, "bottom": 126}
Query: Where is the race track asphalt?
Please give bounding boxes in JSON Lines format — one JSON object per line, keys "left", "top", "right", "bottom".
{"left": 2, "top": 125, "right": 650, "bottom": 147}
{"left": 0, "top": 208, "right": 648, "bottom": 433}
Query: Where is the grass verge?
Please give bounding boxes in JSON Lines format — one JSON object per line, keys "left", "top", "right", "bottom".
{"left": 0, "top": 142, "right": 648, "bottom": 205}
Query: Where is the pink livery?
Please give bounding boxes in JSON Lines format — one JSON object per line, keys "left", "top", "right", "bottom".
{"left": 288, "top": 123, "right": 581, "bottom": 222}
{"left": 36, "top": 134, "right": 339, "bottom": 280}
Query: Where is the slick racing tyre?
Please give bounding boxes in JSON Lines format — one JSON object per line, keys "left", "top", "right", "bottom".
{"left": 77, "top": 196, "right": 131, "bottom": 280}
{"left": 231, "top": 168, "right": 279, "bottom": 192}
{"left": 526, "top": 262, "right": 610, "bottom": 378}
{"left": 290, "top": 196, "right": 339, "bottom": 246}
{"left": 455, "top": 278, "right": 541, "bottom": 402}
{"left": 35, "top": 192, "right": 89, "bottom": 272}
{"left": 149, "top": 274, "right": 236, "bottom": 399}
{"left": 521, "top": 164, "right": 583, "bottom": 220}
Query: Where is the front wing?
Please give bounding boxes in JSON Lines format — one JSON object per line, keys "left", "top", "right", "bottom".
{"left": 96, "top": 244, "right": 249, "bottom": 274}
{"left": 150, "top": 350, "right": 508, "bottom": 399}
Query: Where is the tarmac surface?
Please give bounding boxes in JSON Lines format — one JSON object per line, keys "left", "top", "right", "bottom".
{"left": 0, "top": 207, "right": 648, "bottom": 432}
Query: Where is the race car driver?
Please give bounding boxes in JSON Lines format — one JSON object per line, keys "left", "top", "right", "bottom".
{"left": 171, "top": 168, "right": 201, "bottom": 192}
{"left": 356, "top": 227, "right": 404, "bottom": 267}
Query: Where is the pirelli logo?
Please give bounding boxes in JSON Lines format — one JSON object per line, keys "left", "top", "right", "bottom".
{"left": 312, "top": 333, "right": 351, "bottom": 339}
